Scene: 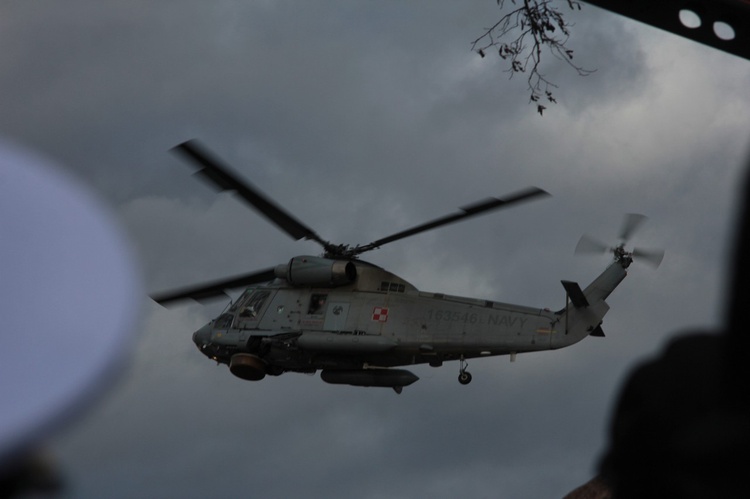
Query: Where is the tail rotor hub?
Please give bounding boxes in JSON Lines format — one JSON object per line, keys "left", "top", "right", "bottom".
{"left": 613, "top": 244, "right": 633, "bottom": 268}
{"left": 575, "top": 214, "right": 664, "bottom": 269}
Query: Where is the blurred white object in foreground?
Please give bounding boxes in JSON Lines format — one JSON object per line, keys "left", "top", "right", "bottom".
{"left": 0, "top": 140, "right": 141, "bottom": 467}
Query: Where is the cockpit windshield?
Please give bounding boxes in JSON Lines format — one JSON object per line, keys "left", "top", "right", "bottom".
{"left": 231, "top": 289, "right": 272, "bottom": 327}
{"left": 229, "top": 288, "right": 254, "bottom": 314}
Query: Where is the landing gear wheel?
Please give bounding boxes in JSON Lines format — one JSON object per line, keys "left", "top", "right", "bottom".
{"left": 458, "top": 355, "right": 472, "bottom": 385}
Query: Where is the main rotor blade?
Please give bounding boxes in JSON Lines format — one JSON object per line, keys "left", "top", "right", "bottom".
{"left": 150, "top": 267, "right": 277, "bottom": 306}
{"left": 173, "top": 140, "right": 329, "bottom": 248}
{"left": 619, "top": 213, "right": 647, "bottom": 241}
{"left": 355, "top": 187, "right": 549, "bottom": 254}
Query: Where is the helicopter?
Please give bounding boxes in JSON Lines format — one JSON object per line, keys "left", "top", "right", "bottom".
{"left": 152, "top": 140, "right": 664, "bottom": 393}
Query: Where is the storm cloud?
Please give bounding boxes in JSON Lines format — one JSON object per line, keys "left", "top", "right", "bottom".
{"left": 1, "top": 2, "right": 749, "bottom": 498}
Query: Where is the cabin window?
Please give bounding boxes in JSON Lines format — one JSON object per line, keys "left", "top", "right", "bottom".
{"left": 379, "top": 281, "right": 405, "bottom": 293}
{"left": 308, "top": 293, "right": 327, "bottom": 315}
{"left": 238, "top": 290, "right": 271, "bottom": 320}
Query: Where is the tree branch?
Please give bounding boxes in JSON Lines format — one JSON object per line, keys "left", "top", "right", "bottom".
{"left": 471, "top": 0, "right": 594, "bottom": 115}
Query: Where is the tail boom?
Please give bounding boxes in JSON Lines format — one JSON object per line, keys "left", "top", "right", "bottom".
{"left": 554, "top": 261, "right": 629, "bottom": 348}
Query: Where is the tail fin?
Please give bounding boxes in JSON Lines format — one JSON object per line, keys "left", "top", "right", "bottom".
{"left": 560, "top": 259, "right": 628, "bottom": 309}
{"left": 561, "top": 280, "right": 589, "bottom": 308}
{"left": 555, "top": 261, "right": 629, "bottom": 346}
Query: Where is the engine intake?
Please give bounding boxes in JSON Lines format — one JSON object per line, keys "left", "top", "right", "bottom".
{"left": 274, "top": 256, "right": 357, "bottom": 287}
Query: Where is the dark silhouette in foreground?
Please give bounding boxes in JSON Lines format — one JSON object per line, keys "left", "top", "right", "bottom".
{"left": 567, "top": 162, "right": 750, "bottom": 498}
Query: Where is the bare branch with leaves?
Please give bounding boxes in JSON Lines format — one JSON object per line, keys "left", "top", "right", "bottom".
{"left": 472, "top": 0, "right": 594, "bottom": 115}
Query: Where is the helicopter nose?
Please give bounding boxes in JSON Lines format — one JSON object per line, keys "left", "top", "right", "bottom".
{"left": 192, "top": 323, "right": 212, "bottom": 348}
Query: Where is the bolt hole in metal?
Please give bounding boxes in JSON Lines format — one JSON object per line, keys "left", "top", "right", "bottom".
{"left": 679, "top": 9, "right": 701, "bottom": 28}
{"left": 713, "top": 21, "right": 735, "bottom": 41}
{"left": 678, "top": 9, "right": 736, "bottom": 41}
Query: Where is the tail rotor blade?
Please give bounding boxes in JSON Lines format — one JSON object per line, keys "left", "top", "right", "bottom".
{"left": 577, "top": 214, "right": 663, "bottom": 269}
{"left": 619, "top": 213, "right": 647, "bottom": 241}
{"left": 575, "top": 234, "right": 610, "bottom": 255}
{"left": 632, "top": 247, "right": 665, "bottom": 268}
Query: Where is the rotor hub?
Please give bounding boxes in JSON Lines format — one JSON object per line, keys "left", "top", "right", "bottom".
{"left": 613, "top": 244, "right": 633, "bottom": 268}
{"left": 574, "top": 214, "right": 664, "bottom": 270}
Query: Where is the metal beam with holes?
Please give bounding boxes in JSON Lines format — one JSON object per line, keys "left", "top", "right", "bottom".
{"left": 583, "top": 0, "right": 750, "bottom": 61}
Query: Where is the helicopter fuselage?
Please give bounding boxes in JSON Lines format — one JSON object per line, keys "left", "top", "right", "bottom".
{"left": 191, "top": 256, "right": 626, "bottom": 389}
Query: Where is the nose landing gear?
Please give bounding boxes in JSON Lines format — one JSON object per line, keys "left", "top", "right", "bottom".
{"left": 458, "top": 356, "right": 472, "bottom": 385}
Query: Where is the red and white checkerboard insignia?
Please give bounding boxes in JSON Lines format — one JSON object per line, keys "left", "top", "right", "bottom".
{"left": 372, "top": 307, "right": 389, "bottom": 322}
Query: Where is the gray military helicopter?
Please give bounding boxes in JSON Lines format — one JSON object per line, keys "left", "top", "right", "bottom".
{"left": 152, "top": 140, "right": 664, "bottom": 393}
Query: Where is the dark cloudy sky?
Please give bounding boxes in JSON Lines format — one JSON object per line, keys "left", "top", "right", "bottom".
{"left": 2, "top": 2, "right": 749, "bottom": 498}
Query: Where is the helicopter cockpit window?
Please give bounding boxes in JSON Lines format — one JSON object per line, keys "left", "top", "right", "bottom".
{"left": 215, "top": 313, "right": 233, "bottom": 330}
{"left": 238, "top": 290, "right": 271, "bottom": 320}
{"left": 307, "top": 294, "right": 327, "bottom": 315}
{"left": 229, "top": 288, "right": 254, "bottom": 314}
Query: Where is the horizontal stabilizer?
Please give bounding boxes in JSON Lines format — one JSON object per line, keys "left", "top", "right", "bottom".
{"left": 562, "top": 280, "right": 590, "bottom": 308}
{"left": 589, "top": 325, "right": 605, "bottom": 337}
